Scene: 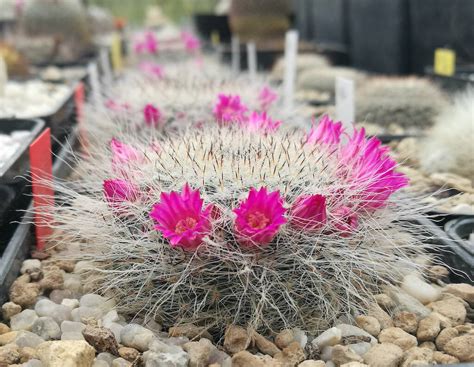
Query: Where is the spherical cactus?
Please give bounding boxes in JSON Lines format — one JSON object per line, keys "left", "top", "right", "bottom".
{"left": 419, "top": 87, "right": 474, "bottom": 183}
{"left": 272, "top": 54, "right": 330, "bottom": 81}
{"left": 355, "top": 77, "right": 447, "bottom": 129}
{"left": 19, "top": 0, "right": 91, "bottom": 62}
{"left": 297, "top": 67, "right": 367, "bottom": 95}
{"left": 51, "top": 117, "right": 430, "bottom": 335}
{"left": 229, "top": 0, "right": 291, "bottom": 43}
{"left": 84, "top": 68, "right": 306, "bottom": 144}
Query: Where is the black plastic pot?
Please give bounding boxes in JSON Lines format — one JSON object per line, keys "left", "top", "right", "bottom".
{"left": 294, "top": 0, "right": 314, "bottom": 41}
{"left": 374, "top": 134, "right": 422, "bottom": 144}
{"left": 409, "top": 0, "right": 474, "bottom": 74}
{"left": 424, "top": 65, "right": 474, "bottom": 93}
{"left": 419, "top": 215, "right": 474, "bottom": 285}
{"left": 193, "top": 14, "right": 231, "bottom": 44}
{"left": 347, "top": 0, "right": 409, "bottom": 74}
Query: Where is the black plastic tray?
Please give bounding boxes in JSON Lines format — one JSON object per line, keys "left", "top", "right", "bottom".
{"left": 0, "top": 125, "right": 80, "bottom": 302}
{"left": 0, "top": 203, "right": 34, "bottom": 305}
{"left": 0, "top": 119, "right": 45, "bottom": 181}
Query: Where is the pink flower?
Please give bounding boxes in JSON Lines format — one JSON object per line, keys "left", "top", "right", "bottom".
{"left": 181, "top": 31, "right": 200, "bottom": 52}
{"left": 244, "top": 111, "right": 281, "bottom": 133}
{"left": 139, "top": 61, "right": 164, "bottom": 78}
{"left": 143, "top": 104, "right": 162, "bottom": 127}
{"left": 134, "top": 31, "right": 158, "bottom": 54}
{"left": 110, "top": 138, "right": 144, "bottom": 167}
{"left": 332, "top": 206, "right": 358, "bottom": 236}
{"left": 234, "top": 187, "right": 287, "bottom": 246}
{"left": 258, "top": 86, "right": 278, "bottom": 111}
{"left": 213, "top": 94, "right": 248, "bottom": 124}
{"left": 339, "top": 127, "right": 408, "bottom": 209}
{"left": 103, "top": 179, "right": 139, "bottom": 210}
{"left": 306, "top": 115, "right": 343, "bottom": 145}
{"left": 150, "top": 184, "right": 212, "bottom": 250}
{"left": 290, "top": 194, "right": 327, "bottom": 231}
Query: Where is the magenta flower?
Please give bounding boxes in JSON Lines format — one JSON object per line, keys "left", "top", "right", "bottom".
{"left": 339, "top": 127, "right": 408, "bottom": 209}
{"left": 213, "top": 94, "right": 248, "bottom": 124}
{"left": 258, "top": 86, "right": 278, "bottom": 111}
{"left": 110, "top": 138, "right": 144, "bottom": 167}
{"left": 139, "top": 61, "right": 164, "bottom": 78}
{"left": 290, "top": 194, "right": 327, "bottom": 231}
{"left": 306, "top": 115, "right": 343, "bottom": 145}
{"left": 234, "top": 187, "right": 287, "bottom": 246}
{"left": 181, "top": 31, "right": 201, "bottom": 53}
{"left": 134, "top": 31, "right": 158, "bottom": 54}
{"left": 332, "top": 206, "right": 359, "bottom": 236}
{"left": 244, "top": 111, "right": 281, "bottom": 134}
{"left": 143, "top": 104, "right": 162, "bottom": 127}
{"left": 103, "top": 179, "right": 139, "bottom": 210}
{"left": 150, "top": 184, "right": 212, "bottom": 250}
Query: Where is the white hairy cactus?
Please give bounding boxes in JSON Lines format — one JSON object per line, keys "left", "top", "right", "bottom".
{"left": 419, "top": 87, "right": 474, "bottom": 183}
{"left": 297, "top": 67, "right": 367, "bottom": 95}
{"left": 48, "top": 119, "right": 431, "bottom": 336}
{"left": 356, "top": 77, "right": 447, "bottom": 129}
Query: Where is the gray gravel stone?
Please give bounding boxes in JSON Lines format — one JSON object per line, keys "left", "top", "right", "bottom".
{"left": 35, "top": 299, "right": 72, "bottom": 324}
{"left": 31, "top": 317, "right": 61, "bottom": 340}
{"left": 10, "top": 309, "right": 38, "bottom": 331}
{"left": 61, "top": 320, "right": 86, "bottom": 334}
{"left": 120, "top": 323, "right": 154, "bottom": 352}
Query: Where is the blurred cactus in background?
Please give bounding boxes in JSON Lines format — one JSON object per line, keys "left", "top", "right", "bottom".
{"left": 229, "top": 0, "right": 291, "bottom": 44}
{"left": 15, "top": 0, "right": 92, "bottom": 63}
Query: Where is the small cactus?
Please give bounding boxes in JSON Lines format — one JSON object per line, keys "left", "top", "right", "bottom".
{"left": 297, "top": 67, "right": 367, "bottom": 95}
{"left": 50, "top": 117, "right": 431, "bottom": 336}
{"left": 356, "top": 77, "right": 447, "bottom": 129}
{"left": 419, "top": 87, "right": 474, "bottom": 183}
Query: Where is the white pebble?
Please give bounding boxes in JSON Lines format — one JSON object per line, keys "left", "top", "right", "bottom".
{"left": 10, "top": 309, "right": 38, "bottom": 331}
{"left": 402, "top": 273, "right": 441, "bottom": 304}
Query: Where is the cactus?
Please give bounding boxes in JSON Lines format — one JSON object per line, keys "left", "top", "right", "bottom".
{"left": 229, "top": 0, "right": 291, "bottom": 43}
{"left": 419, "top": 87, "right": 474, "bottom": 183}
{"left": 355, "top": 77, "right": 447, "bottom": 129}
{"left": 18, "top": 0, "right": 91, "bottom": 62}
{"left": 84, "top": 65, "right": 307, "bottom": 144}
{"left": 49, "top": 117, "right": 430, "bottom": 336}
{"left": 297, "top": 67, "right": 367, "bottom": 95}
{"left": 272, "top": 54, "right": 330, "bottom": 81}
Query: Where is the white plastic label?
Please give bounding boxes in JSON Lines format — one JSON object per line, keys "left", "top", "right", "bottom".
{"left": 87, "top": 62, "right": 101, "bottom": 106}
{"left": 283, "top": 30, "right": 299, "bottom": 110}
{"left": 0, "top": 57, "right": 7, "bottom": 97}
{"left": 335, "top": 77, "right": 355, "bottom": 130}
{"left": 99, "top": 47, "right": 113, "bottom": 85}
{"left": 247, "top": 42, "right": 257, "bottom": 80}
{"left": 231, "top": 36, "right": 240, "bottom": 75}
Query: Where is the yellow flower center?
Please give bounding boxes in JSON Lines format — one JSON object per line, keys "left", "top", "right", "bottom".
{"left": 247, "top": 211, "right": 269, "bottom": 229}
{"left": 175, "top": 217, "right": 197, "bottom": 234}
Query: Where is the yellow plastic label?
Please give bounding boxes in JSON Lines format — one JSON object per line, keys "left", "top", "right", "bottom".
{"left": 211, "top": 31, "right": 220, "bottom": 46}
{"left": 111, "top": 33, "right": 123, "bottom": 72}
{"left": 434, "top": 48, "right": 456, "bottom": 76}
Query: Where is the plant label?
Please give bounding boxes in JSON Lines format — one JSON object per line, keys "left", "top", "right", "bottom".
{"left": 211, "top": 31, "right": 220, "bottom": 46}
{"left": 99, "top": 47, "right": 113, "bottom": 85}
{"left": 283, "top": 30, "right": 299, "bottom": 111}
{"left": 247, "top": 42, "right": 257, "bottom": 80}
{"left": 231, "top": 36, "right": 240, "bottom": 75}
{"left": 87, "top": 61, "right": 101, "bottom": 106}
{"left": 111, "top": 32, "right": 124, "bottom": 72}
{"left": 434, "top": 48, "right": 456, "bottom": 76}
{"left": 0, "top": 56, "right": 7, "bottom": 97}
{"left": 29, "top": 128, "right": 53, "bottom": 251}
{"left": 335, "top": 77, "right": 355, "bottom": 130}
